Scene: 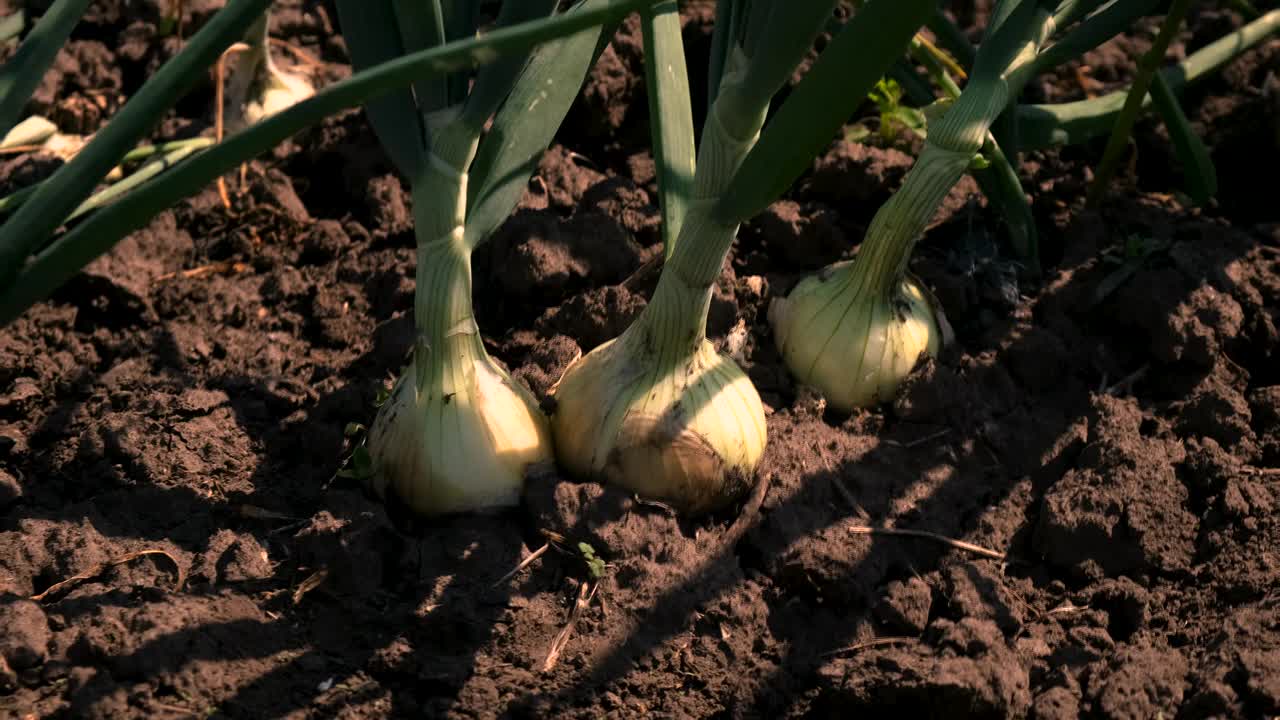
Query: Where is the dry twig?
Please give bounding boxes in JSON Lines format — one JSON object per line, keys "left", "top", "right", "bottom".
{"left": 1105, "top": 364, "right": 1149, "bottom": 396}
{"left": 847, "top": 525, "right": 1007, "bottom": 561}
{"left": 542, "top": 580, "right": 597, "bottom": 672}
{"left": 884, "top": 428, "right": 951, "bottom": 449}
{"left": 820, "top": 636, "right": 918, "bottom": 658}
{"left": 154, "top": 260, "right": 250, "bottom": 283}
{"left": 1015, "top": 601, "right": 1089, "bottom": 639}
{"left": 31, "top": 549, "right": 185, "bottom": 602}
{"left": 269, "top": 38, "right": 324, "bottom": 68}
{"left": 0, "top": 144, "right": 46, "bottom": 155}
{"left": 292, "top": 568, "right": 329, "bottom": 605}
{"left": 1243, "top": 466, "right": 1280, "bottom": 476}
{"left": 493, "top": 542, "right": 550, "bottom": 588}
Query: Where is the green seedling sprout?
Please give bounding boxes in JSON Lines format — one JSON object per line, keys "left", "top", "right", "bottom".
{"left": 577, "top": 542, "right": 607, "bottom": 580}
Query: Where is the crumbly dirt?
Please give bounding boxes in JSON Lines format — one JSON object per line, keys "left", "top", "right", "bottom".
{"left": 2, "top": 2, "right": 1280, "bottom": 718}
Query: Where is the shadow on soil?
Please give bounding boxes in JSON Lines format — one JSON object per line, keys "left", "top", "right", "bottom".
{"left": 4, "top": 189, "right": 1273, "bottom": 717}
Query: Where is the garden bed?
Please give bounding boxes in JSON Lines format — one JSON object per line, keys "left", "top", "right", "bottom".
{"left": 1, "top": 1, "right": 1279, "bottom": 717}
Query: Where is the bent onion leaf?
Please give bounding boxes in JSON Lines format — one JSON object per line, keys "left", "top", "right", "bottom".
{"left": 0, "top": 0, "right": 649, "bottom": 325}
{"left": 1149, "top": 71, "right": 1216, "bottom": 205}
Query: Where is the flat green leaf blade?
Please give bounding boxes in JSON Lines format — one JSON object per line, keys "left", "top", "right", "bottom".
{"left": 464, "top": 0, "right": 619, "bottom": 248}
{"left": 1149, "top": 71, "right": 1216, "bottom": 205}
{"left": 641, "top": 0, "right": 695, "bottom": 258}
{"left": 716, "top": 0, "right": 936, "bottom": 225}
{"left": 0, "top": 0, "right": 93, "bottom": 137}
{"left": 461, "top": 0, "right": 559, "bottom": 133}
{"left": 737, "top": 2, "right": 840, "bottom": 113}
{"left": 1051, "top": 0, "right": 1110, "bottom": 30}
{"left": 0, "top": 0, "right": 649, "bottom": 325}
{"left": 335, "top": 0, "right": 425, "bottom": 177}
{"left": 392, "top": 0, "right": 451, "bottom": 114}
{"left": 66, "top": 141, "right": 212, "bottom": 222}
{"left": 984, "top": 0, "right": 1027, "bottom": 41}
{"left": 1035, "top": 0, "right": 1162, "bottom": 73}
{"left": 0, "top": 0, "right": 271, "bottom": 291}
{"left": 970, "top": 0, "right": 1042, "bottom": 81}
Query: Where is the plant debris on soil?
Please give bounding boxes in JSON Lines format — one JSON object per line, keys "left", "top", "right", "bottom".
{"left": 2, "top": 2, "right": 1280, "bottom": 718}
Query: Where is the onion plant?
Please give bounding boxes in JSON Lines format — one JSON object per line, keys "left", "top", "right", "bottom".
{"left": 551, "top": 0, "right": 938, "bottom": 514}
{"left": 0, "top": 0, "right": 1271, "bottom": 520}
{"left": 0, "top": 0, "right": 647, "bottom": 322}
{"left": 335, "top": 0, "right": 661, "bottom": 515}
{"left": 770, "top": 0, "right": 1056, "bottom": 413}
{"left": 768, "top": 0, "right": 1271, "bottom": 413}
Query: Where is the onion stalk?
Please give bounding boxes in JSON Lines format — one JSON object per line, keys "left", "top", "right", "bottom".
{"left": 770, "top": 1, "right": 1053, "bottom": 412}
{"left": 367, "top": 129, "right": 553, "bottom": 514}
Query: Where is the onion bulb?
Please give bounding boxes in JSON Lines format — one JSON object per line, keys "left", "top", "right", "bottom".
{"left": 770, "top": 263, "right": 947, "bottom": 412}
{"left": 366, "top": 236, "right": 553, "bottom": 515}
{"left": 238, "top": 65, "right": 314, "bottom": 128}
{"left": 224, "top": 13, "right": 314, "bottom": 133}
{"left": 552, "top": 321, "right": 767, "bottom": 515}
{"left": 551, "top": 200, "right": 768, "bottom": 514}
{"left": 768, "top": 74, "right": 1013, "bottom": 412}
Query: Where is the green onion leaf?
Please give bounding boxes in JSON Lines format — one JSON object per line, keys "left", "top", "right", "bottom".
{"left": 926, "top": 9, "right": 976, "bottom": 68}
{"left": 705, "top": 0, "right": 740, "bottom": 110}
{"left": 336, "top": 0, "right": 425, "bottom": 176}
{"left": 0, "top": 0, "right": 648, "bottom": 325}
{"left": 0, "top": 0, "right": 273, "bottom": 292}
{"left": 461, "top": 0, "right": 559, "bottom": 134}
{"left": 984, "top": 0, "right": 1029, "bottom": 42}
{"left": 716, "top": 0, "right": 936, "bottom": 225}
{"left": 1034, "top": 0, "right": 1163, "bottom": 74}
{"left": 392, "top": 0, "right": 451, "bottom": 116}
{"left": 1149, "top": 70, "right": 1216, "bottom": 205}
{"left": 0, "top": 0, "right": 92, "bottom": 137}
{"left": 641, "top": 0, "right": 695, "bottom": 257}
{"left": 1087, "top": 0, "right": 1192, "bottom": 206}
{"left": 465, "top": 0, "right": 621, "bottom": 249}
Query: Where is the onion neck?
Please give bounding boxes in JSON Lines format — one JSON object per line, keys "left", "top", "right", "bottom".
{"left": 410, "top": 131, "right": 485, "bottom": 394}
{"left": 841, "top": 76, "right": 1009, "bottom": 300}
{"left": 413, "top": 235, "right": 487, "bottom": 393}
{"left": 627, "top": 65, "right": 767, "bottom": 362}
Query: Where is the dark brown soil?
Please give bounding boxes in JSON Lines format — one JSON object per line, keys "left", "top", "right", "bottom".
{"left": 3, "top": 2, "right": 1280, "bottom": 718}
